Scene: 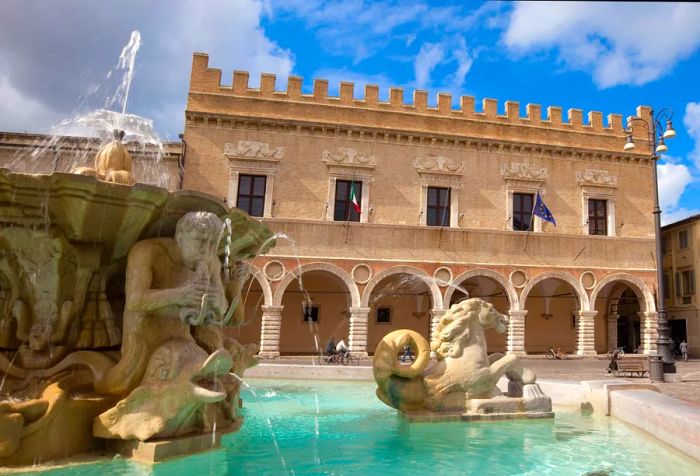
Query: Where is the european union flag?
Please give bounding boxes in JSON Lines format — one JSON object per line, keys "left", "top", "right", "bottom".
{"left": 533, "top": 192, "right": 556, "bottom": 226}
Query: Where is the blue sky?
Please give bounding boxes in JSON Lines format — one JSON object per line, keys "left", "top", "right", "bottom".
{"left": 1, "top": 1, "right": 699, "bottom": 224}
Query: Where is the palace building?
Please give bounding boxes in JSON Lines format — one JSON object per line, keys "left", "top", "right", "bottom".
{"left": 662, "top": 215, "right": 699, "bottom": 355}
{"left": 182, "top": 53, "right": 661, "bottom": 358}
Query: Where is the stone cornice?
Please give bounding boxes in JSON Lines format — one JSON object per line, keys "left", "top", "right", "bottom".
{"left": 186, "top": 110, "right": 651, "bottom": 167}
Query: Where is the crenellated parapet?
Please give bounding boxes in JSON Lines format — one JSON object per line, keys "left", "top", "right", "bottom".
{"left": 187, "top": 53, "right": 653, "bottom": 152}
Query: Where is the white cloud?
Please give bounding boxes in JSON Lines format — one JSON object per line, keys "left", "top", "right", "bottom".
{"left": 414, "top": 44, "right": 445, "bottom": 88}
{"left": 658, "top": 161, "right": 693, "bottom": 212}
{"left": 0, "top": 75, "right": 59, "bottom": 133}
{"left": 0, "top": 0, "right": 293, "bottom": 138}
{"left": 684, "top": 102, "right": 700, "bottom": 169}
{"left": 662, "top": 207, "right": 700, "bottom": 226}
{"left": 503, "top": 3, "right": 700, "bottom": 88}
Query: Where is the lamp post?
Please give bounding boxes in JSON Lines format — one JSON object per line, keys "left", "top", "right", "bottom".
{"left": 624, "top": 108, "right": 676, "bottom": 373}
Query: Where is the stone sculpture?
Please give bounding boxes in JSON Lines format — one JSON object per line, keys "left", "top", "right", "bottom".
{"left": 373, "top": 298, "right": 552, "bottom": 419}
{"left": 0, "top": 166, "right": 272, "bottom": 466}
{"left": 71, "top": 129, "right": 135, "bottom": 185}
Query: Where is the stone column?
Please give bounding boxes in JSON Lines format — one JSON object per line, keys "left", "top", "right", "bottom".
{"left": 429, "top": 308, "right": 447, "bottom": 343}
{"left": 639, "top": 311, "right": 658, "bottom": 355}
{"left": 258, "top": 305, "right": 283, "bottom": 359}
{"left": 607, "top": 313, "right": 619, "bottom": 352}
{"left": 576, "top": 311, "right": 598, "bottom": 356}
{"left": 348, "top": 307, "right": 370, "bottom": 357}
{"left": 507, "top": 310, "right": 527, "bottom": 356}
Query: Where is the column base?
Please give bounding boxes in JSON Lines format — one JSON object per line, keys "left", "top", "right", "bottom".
{"left": 258, "top": 351, "right": 280, "bottom": 360}
{"left": 506, "top": 350, "right": 527, "bottom": 357}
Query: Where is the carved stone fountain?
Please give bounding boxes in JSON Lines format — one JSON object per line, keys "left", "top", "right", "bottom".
{"left": 373, "top": 298, "right": 553, "bottom": 422}
{"left": 0, "top": 136, "right": 272, "bottom": 465}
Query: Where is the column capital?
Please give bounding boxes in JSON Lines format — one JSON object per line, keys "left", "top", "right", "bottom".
{"left": 431, "top": 308, "right": 447, "bottom": 317}
{"left": 577, "top": 310, "right": 598, "bottom": 319}
{"left": 349, "top": 306, "right": 371, "bottom": 315}
{"left": 508, "top": 310, "right": 528, "bottom": 318}
{"left": 261, "top": 305, "right": 284, "bottom": 314}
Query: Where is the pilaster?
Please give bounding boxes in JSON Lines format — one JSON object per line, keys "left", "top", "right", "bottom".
{"left": 348, "top": 307, "right": 370, "bottom": 357}
{"left": 576, "top": 311, "right": 598, "bottom": 356}
{"left": 507, "top": 310, "right": 527, "bottom": 356}
{"left": 259, "top": 305, "right": 283, "bottom": 359}
{"left": 639, "top": 311, "right": 658, "bottom": 354}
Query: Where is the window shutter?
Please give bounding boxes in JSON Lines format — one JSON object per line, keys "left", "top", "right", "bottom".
{"left": 691, "top": 270, "right": 696, "bottom": 295}
{"left": 676, "top": 273, "right": 681, "bottom": 297}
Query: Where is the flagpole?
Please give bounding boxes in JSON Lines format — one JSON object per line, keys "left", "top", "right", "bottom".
{"left": 344, "top": 175, "right": 355, "bottom": 244}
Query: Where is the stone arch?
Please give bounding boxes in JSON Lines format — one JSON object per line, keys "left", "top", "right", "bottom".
{"left": 239, "top": 263, "right": 273, "bottom": 306}
{"left": 272, "top": 262, "right": 360, "bottom": 307}
{"left": 361, "top": 265, "right": 443, "bottom": 310}
{"left": 519, "top": 271, "right": 589, "bottom": 311}
{"left": 443, "top": 268, "right": 518, "bottom": 311}
{"left": 590, "top": 273, "right": 655, "bottom": 314}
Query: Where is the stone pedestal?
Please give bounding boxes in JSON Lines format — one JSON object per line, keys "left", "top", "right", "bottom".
{"left": 348, "top": 307, "right": 370, "bottom": 357}
{"left": 507, "top": 310, "right": 527, "bottom": 355}
{"left": 259, "top": 305, "right": 283, "bottom": 359}
{"left": 108, "top": 421, "right": 241, "bottom": 463}
{"left": 576, "top": 311, "right": 598, "bottom": 356}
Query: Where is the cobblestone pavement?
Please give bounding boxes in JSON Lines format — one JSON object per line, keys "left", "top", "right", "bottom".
{"left": 521, "top": 357, "right": 700, "bottom": 406}
{"left": 263, "top": 355, "right": 700, "bottom": 406}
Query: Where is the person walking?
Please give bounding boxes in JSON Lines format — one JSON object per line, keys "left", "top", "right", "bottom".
{"left": 680, "top": 339, "right": 689, "bottom": 362}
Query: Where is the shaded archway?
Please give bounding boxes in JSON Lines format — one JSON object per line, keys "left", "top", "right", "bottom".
{"left": 521, "top": 273, "right": 584, "bottom": 354}
{"left": 447, "top": 270, "right": 514, "bottom": 353}
{"left": 275, "top": 264, "right": 358, "bottom": 355}
{"left": 362, "top": 267, "right": 437, "bottom": 354}
{"left": 591, "top": 275, "right": 653, "bottom": 354}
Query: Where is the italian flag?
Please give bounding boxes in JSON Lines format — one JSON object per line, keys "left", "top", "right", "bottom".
{"left": 350, "top": 182, "right": 361, "bottom": 214}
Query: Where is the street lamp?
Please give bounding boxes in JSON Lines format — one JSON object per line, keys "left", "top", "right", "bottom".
{"left": 624, "top": 108, "right": 676, "bottom": 373}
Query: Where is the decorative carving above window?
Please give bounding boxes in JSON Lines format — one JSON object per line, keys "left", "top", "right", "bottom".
{"left": 322, "top": 148, "right": 376, "bottom": 168}
{"left": 224, "top": 140, "right": 284, "bottom": 160}
{"left": 413, "top": 155, "right": 464, "bottom": 175}
{"left": 500, "top": 162, "right": 547, "bottom": 181}
{"left": 576, "top": 169, "right": 618, "bottom": 187}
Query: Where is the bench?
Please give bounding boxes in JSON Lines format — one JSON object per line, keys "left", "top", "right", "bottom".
{"left": 612, "top": 358, "right": 649, "bottom": 378}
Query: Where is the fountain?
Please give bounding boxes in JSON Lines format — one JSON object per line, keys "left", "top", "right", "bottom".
{"left": 373, "top": 298, "right": 553, "bottom": 421}
{"left": 0, "top": 31, "right": 274, "bottom": 466}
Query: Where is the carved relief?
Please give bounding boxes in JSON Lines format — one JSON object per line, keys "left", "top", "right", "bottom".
{"left": 322, "top": 148, "right": 376, "bottom": 168}
{"left": 224, "top": 140, "right": 284, "bottom": 160}
{"left": 500, "top": 163, "right": 547, "bottom": 181}
{"left": 576, "top": 169, "right": 618, "bottom": 187}
{"left": 413, "top": 155, "right": 464, "bottom": 175}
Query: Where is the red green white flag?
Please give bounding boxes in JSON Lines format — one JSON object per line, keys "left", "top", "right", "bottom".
{"left": 350, "top": 182, "right": 361, "bottom": 214}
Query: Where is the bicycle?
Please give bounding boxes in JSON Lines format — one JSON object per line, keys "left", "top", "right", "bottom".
{"left": 545, "top": 346, "right": 567, "bottom": 360}
{"left": 319, "top": 352, "right": 359, "bottom": 366}
{"left": 607, "top": 347, "right": 625, "bottom": 360}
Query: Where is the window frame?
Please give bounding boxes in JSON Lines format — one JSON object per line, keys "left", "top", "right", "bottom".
{"left": 375, "top": 307, "right": 392, "bottom": 324}
{"left": 302, "top": 305, "right": 320, "bottom": 323}
{"left": 236, "top": 174, "right": 267, "bottom": 217}
{"left": 588, "top": 198, "right": 608, "bottom": 236}
{"left": 512, "top": 192, "right": 534, "bottom": 232}
{"left": 333, "top": 179, "right": 363, "bottom": 222}
{"left": 679, "top": 229, "right": 690, "bottom": 249}
{"left": 426, "top": 186, "right": 451, "bottom": 227}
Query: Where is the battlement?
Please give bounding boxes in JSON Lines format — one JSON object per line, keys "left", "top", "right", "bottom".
{"left": 189, "top": 53, "right": 652, "bottom": 141}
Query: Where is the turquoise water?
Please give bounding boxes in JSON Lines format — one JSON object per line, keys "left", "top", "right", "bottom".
{"left": 19, "top": 379, "right": 700, "bottom": 475}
